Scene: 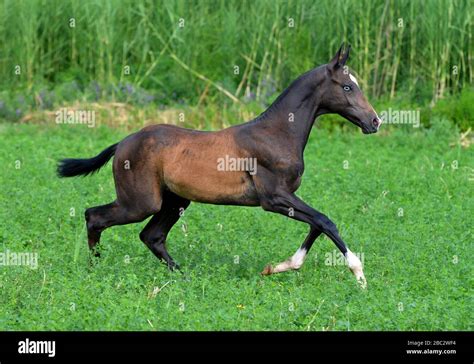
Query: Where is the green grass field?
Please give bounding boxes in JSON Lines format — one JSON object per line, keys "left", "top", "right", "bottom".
{"left": 0, "top": 120, "right": 472, "bottom": 331}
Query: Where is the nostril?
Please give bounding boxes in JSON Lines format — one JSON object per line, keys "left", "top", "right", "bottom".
{"left": 372, "top": 118, "right": 380, "bottom": 128}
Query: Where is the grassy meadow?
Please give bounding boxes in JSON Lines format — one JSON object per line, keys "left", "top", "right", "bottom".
{"left": 0, "top": 0, "right": 472, "bottom": 331}
{"left": 0, "top": 121, "right": 472, "bottom": 330}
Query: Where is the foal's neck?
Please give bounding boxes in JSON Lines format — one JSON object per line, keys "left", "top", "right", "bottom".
{"left": 252, "top": 67, "right": 327, "bottom": 157}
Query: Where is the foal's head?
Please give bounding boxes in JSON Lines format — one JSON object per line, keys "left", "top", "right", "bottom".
{"left": 319, "top": 44, "right": 381, "bottom": 134}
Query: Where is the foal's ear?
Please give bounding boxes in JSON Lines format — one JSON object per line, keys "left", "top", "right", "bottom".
{"left": 328, "top": 43, "right": 351, "bottom": 71}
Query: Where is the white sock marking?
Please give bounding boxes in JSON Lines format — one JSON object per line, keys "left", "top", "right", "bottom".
{"left": 290, "top": 248, "right": 307, "bottom": 269}
{"left": 270, "top": 247, "right": 307, "bottom": 273}
{"left": 345, "top": 249, "right": 367, "bottom": 288}
{"left": 345, "top": 249, "right": 362, "bottom": 270}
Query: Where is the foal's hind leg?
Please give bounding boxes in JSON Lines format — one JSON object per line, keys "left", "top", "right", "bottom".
{"left": 139, "top": 193, "right": 190, "bottom": 270}
{"left": 85, "top": 201, "right": 157, "bottom": 257}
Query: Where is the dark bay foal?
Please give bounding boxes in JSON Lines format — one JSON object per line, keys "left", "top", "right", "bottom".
{"left": 58, "top": 44, "right": 380, "bottom": 288}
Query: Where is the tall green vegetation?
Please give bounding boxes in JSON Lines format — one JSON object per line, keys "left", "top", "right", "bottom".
{"left": 0, "top": 0, "right": 472, "bottom": 107}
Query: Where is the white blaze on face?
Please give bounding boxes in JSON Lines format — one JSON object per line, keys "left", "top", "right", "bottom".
{"left": 349, "top": 73, "right": 381, "bottom": 129}
{"left": 349, "top": 74, "right": 359, "bottom": 87}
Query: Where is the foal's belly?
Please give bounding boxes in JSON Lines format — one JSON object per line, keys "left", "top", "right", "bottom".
{"left": 166, "top": 169, "right": 259, "bottom": 206}
{"left": 161, "top": 132, "right": 260, "bottom": 206}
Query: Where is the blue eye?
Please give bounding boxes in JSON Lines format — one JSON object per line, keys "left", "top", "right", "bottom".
{"left": 343, "top": 85, "right": 352, "bottom": 92}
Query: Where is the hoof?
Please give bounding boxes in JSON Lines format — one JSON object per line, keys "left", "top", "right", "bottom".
{"left": 168, "top": 263, "right": 181, "bottom": 272}
{"left": 261, "top": 264, "right": 274, "bottom": 276}
{"left": 357, "top": 276, "right": 367, "bottom": 289}
{"left": 89, "top": 248, "right": 100, "bottom": 258}
{"left": 88, "top": 251, "right": 100, "bottom": 267}
{"left": 352, "top": 271, "right": 367, "bottom": 289}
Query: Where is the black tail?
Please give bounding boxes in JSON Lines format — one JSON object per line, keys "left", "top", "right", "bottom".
{"left": 57, "top": 143, "right": 118, "bottom": 177}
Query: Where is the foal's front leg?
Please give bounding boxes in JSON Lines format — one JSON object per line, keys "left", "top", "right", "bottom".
{"left": 261, "top": 226, "right": 321, "bottom": 274}
{"left": 260, "top": 191, "right": 367, "bottom": 288}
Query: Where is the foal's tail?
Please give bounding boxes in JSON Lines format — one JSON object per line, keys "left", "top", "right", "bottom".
{"left": 57, "top": 143, "right": 118, "bottom": 177}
